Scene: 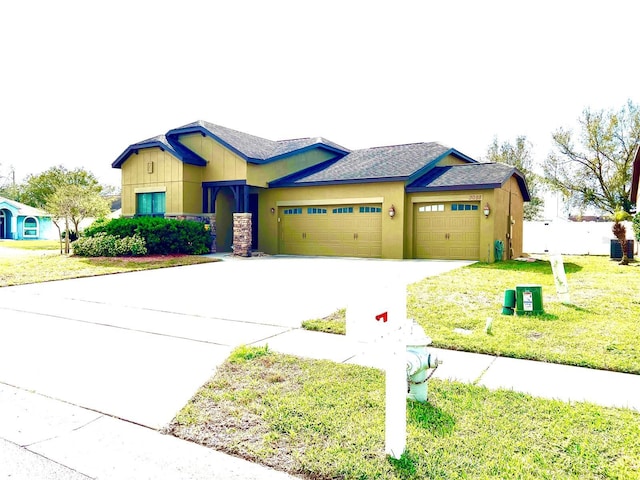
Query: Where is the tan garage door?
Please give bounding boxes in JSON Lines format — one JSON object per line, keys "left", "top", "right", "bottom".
{"left": 414, "top": 202, "right": 480, "bottom": 260}
{"left": 279, "top": 204, "right": 382, "bottom": 257}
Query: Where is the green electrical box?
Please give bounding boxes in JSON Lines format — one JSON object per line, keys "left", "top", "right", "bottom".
{"left": 515, "top": 285, "right": 543, "bottom": 315}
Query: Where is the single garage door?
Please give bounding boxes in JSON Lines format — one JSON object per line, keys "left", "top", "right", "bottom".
{"left": 414, "top": 202, "right": 480, "bottom": 260}
{"left": 279, "top": 204, "right": 382, "bottom": 257}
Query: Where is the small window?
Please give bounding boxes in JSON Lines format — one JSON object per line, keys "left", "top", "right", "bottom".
{"left": 451, "top": 203, "right": 479, "bottom": 212}
{"left": 23, "top": 216, "right": 39, "bottom": 238}
{"left": 332, "top": 207, "right": 354, "bottom": 214}
{"left": 418, "top": 204, "right": 444, "bottom": 212}
{"left": 136, "top": 192, "right": 165, "bottom": 217}
{"left": 359, "top": 206, "right": 382, "bottom": 213}
{"left": 307, "top": 208, "right": 327, "bottom": 214}
{"left": 283, "top": 208, "right": 302, "bottom": 215}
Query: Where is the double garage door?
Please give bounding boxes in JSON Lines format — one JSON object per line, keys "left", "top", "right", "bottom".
{"left": 279, "top": 204, "right": 382, "bottom": 258}
{"left": 414, "top": 202, "right": 480, "bottom": 260}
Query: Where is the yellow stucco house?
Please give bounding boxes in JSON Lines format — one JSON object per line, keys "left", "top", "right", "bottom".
{"left": 113, "top": 121, "right": 530, "bottom": 261}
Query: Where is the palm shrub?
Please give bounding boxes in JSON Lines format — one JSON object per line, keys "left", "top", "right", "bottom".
{"left": 612, "top": 210, "right": 632, "bottom": 265}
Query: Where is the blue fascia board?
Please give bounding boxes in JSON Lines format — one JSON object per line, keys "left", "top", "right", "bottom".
{"left": 406, "top": 148, "right": 477, "bottom": 185}
{"left": 255, "top": 144, "right": 349, "bottom": 165}
{"left": 112, "top": 139, "right": 206, "bottom": 169}
{"left": 202, "top": 180, "right": 248, "bottom": 187}
{"left": 406, "top": 182, "right": 501, "bottom": 193}
{"left": 167, "top": 126, "right": 253, "bottom": 162}
{"left": 272, "top": 176, "right": 407, "bottom": 188}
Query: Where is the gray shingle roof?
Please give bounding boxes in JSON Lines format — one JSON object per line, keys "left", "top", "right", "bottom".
{"left": 277, "top": 142, "right": 453, "bottom": 184}
{"left": 407, "top": 162, "right": 531, "bottom": 200}
{"left": 175, "top": 121, "right": 349, "bottom": 161}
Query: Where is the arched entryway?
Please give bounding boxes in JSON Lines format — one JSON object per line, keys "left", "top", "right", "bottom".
{"left": 0, "top": 209, "right": 10, "bottom": 239}
{"left": 202, "top": 181, "right": 254, "bottom": 253}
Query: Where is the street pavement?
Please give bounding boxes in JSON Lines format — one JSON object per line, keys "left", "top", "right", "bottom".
{"left": 0, "top": 254, "right": 638, "bottom": 479}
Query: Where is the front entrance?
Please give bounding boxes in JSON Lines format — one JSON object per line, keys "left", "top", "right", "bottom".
{"left": 0, "top": 209, "right": 9, "bottom": 239}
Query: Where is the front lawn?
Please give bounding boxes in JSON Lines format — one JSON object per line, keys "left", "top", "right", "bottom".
{"left": 0, "top": 253, "right": 217, "bottom": 286}
{"left": 168, "top": 346, "right": 640, "bottom": 480}
{"left": 308, "top": 256, "right": 640, "bottom": 375}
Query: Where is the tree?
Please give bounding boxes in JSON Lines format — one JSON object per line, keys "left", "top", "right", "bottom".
{"left": 543, "top": 100, "right": 640, "bottom": 215}
{"left": 0, "top": 164, "right": 19, "bottom": 200}
{"left": 19, "top": 166, "right": 110, "bottom": 242}
{"left": 485, "top": 136, "right": 544, "bottom": 220}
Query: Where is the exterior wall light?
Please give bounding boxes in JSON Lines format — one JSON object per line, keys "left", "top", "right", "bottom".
{"left": 483, "top": 203, "right": 491, "bottom": 218}
{"left": 388, "top": 205, "right": 396, "bottom": 218}
{"left": 270, "top": 207, "right": 275, "bottom": 214}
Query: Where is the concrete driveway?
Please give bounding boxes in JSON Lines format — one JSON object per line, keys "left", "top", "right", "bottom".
{"left": 0, "top": 256, "right": 472, "bottom": 429}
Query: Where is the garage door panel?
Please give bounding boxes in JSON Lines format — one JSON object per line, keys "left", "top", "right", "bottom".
{"left": 280, "top": 204, "right": 382, "bottom": 258}
{"left": 414, "top": 202, "right": 480, "bottom": 260}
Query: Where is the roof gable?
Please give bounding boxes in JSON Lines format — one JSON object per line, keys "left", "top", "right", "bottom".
{"left": 165, "top": 121, "right": 350, "bottom": 164}
{"left": 112, "top": 135, "right": 207, "bottom": 169}
{"left": 270, "top": 143, "right": 474, "bottom": 186}
{"left": 406, "top": 162, "right": 531, "bottom": 200}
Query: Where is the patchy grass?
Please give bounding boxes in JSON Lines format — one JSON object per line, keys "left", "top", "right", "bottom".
{"left": 303, "top": 256, "right": 640, "bottom": 375}
{"left": 0, "top": 239, "right": 60, "bottom": 251}
{"left": 0, "top": 253, "right": 217, "bottom": 287}
{"left": 168, "top": 347, "right": 640, "bottom": 480}
{"left": 302, "top": 308, "right": 346, "bottom": 335}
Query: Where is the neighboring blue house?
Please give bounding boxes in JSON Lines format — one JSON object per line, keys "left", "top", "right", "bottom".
{"left": 0, "top": 196, "right": 56, "bottom": 240}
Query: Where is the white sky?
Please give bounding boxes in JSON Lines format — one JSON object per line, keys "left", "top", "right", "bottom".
{"left": 1, "top": 0, "right": 639, "bottom": 190}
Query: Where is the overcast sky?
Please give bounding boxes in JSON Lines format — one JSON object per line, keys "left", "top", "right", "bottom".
{"left": 1, "top": 0, "right": 638, "bottom": 190}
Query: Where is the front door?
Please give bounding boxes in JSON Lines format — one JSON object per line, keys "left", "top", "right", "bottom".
{"left": 0, "top": 210, "right": 5, "bottom": 239}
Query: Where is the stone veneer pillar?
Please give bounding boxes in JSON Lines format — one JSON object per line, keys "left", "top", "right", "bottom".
{"left": 232, "top": 213, "right": 252, "bottom": 257}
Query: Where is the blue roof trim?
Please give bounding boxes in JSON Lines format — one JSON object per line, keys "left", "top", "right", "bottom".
{"left": 406, "top": 148, "right": 477, "bottom": 185}
{"left": 112, "top": 137, "right": 207, "bottom": 169}
{"left": 202, "top": 180, "right": 247, "bottom": 187}
{"left": 166, "top": 124, "right": 349, "bottom": 165}
{"left": 271, "top": 176, "right": 406, "bottom": 188}
{"left": 268, "top": 156, "right": 344, "bottom": 187}
{"left": 406, "top": 182, "right": 502, "bottom": 193}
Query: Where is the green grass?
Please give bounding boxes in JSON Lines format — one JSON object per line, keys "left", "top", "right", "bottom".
{"left": 305, "top": 256, "right": 640, "bottom": 375}
{"left": 0, "top": 253, "right": 217, "bottom": 286}
{"left": 168, "top": 347, "right": 640, "bottom": 480}
{"left": 302, "top": 308, "right": 347, "bottom": 335}
{"left": 0, "top": 239, "right": 60, "bottom": 250}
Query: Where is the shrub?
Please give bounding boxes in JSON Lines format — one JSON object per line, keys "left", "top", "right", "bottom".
{"left": 82, "top": 217, "right": 212, "bottom": 255}
{"left": 72, "top": 233, "right": 147, "bottom": 257}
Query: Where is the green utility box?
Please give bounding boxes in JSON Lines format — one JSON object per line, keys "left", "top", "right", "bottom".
{"left": 502, "top": 289, "right": 516, "bottom": 315}
{"left": 515, "top": 285, "right": 543, "bottom": 315}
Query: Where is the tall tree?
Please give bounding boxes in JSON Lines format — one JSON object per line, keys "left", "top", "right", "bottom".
{"left": 543, "top": 100, "right": 640, "bottom": 215}
{"left": 485, "top": 136, "right": 544, "bottom": 220}
{"left": 0, "top": 164, "right": 19, "bottom": 200}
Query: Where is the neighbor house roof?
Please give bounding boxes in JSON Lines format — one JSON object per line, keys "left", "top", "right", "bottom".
{"left": 269, "top": 143, "right": 476, "bottom": 186}
{"left": 0, "top": 196, "right": 50, "bottom": 217}
{"left": 406, "top": 162, "right": 531, "bottom": 201}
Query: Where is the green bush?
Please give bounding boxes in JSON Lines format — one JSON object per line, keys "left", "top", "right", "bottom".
{"left": 72, "top": 233, "right": 148, "bottom": 257}
{"left": 82, "top": 217, "right": 212, "bottom": 255}
{"left": 633, "top": 213, "right": 640, "bottom": 241}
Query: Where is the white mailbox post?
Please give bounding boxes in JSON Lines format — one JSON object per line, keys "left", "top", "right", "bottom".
{"left": 346, "top": 281, "right": 440, "bottom": 459}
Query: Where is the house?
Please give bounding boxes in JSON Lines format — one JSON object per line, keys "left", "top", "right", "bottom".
{"left": 112, "top": 121, "right": 530, "bottom": 261}
{"left": 0, "top": 196, "right": 56, "bottom": 240}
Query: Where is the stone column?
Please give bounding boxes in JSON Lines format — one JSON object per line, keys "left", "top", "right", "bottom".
{"left": 232, "top": 213, "right": 252, "bottom": 257}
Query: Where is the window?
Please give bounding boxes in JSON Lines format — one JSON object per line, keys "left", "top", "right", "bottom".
{"left": 23, "top": 216, "right": 39, "bottom": 238}
{"left": 332, "top": 207, "right": 353, "bottom": 214}
{"left": 451, "top": 204, "right": 479, "bottom": 211}
{"left": 307, "top": 207, "right": 327, "bottom": 214}
{"left": 136, "top": 192, "right": 166, "bottom": 217}
{"left": 359, "top": 206, "right": 382, "bottom": 213}
{"left": 418, "top": 204, "right": 444, "bottom": 212}
{"left": 283, "top": 208, "right": 302, "bottom": 215}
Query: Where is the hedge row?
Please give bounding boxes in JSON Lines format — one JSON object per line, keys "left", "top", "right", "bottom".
{"left": 73, "top": 233, "right": 147, "bottom": 257}
{"left": 82, "top": 217, "right": 212, "bottom": 255}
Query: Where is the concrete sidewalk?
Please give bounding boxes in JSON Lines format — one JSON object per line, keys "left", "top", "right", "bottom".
{"left": 2, "top": 329, "right": 639, "bottom": 479}
{"left": 1, "top": 255, "right": 639, "bottom": 478}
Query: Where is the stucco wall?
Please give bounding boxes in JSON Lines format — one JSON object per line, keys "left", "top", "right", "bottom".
{"left": 259, "top": 182, "right": 406, "bottom": 259}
